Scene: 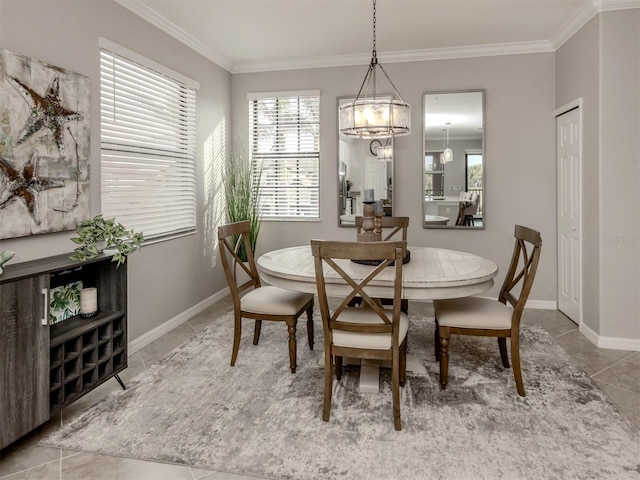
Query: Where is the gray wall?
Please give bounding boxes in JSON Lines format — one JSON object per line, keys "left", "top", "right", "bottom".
{"left": 0, "top": 0, "right": 232, "bottom": 341}
{"left": 232, "top": 53, "right": 557, "bottom": 304}
{"left": 2, "top": 1, "right": 636, "bottom": 344}
{"left": 600, "top": 9, "right": 640, "bottom": 340}
{"left": 556, "top": 9, "right": 640, "bottom": 341}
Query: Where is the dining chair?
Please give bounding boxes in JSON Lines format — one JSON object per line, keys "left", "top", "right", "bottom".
{"left": 218, "top": 221, "right": 314, "bottom": 373}
{"left": 355, "top": 215, "right": 409, "bottom": 241}
{"left": 353, "top": 216, "right": 409, "bottom": 313}
{"left": 433, "top": 225, "right": 542, "bottom": 396}
{"left": 455, "top": 192, "right": 478, "bottom": 226}
{"left": 311, "top": 239, "right": 408, "bottom": 431}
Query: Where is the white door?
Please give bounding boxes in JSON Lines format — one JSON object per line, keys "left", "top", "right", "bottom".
{"left": 556, "top": 106, "right": 582, "bottom": 324}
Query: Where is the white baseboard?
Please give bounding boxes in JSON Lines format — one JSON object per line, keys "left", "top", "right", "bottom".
{"left": 525, "top": 299, "right": 557, "bottom": 310}
{"left": 579, "top": 322, "right": 640, "bottom": 351}
{"left": 128, "top": 292, "right": 637, "bottom": 355}
{"left": 128, "top": 287, "right": 230, "bottom": 354}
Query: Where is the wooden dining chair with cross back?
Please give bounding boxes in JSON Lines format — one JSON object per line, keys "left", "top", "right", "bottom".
{"left": 353, "top": 216, "right": 409, "bottom": 313}
{"left": 355, "top": 215, "right": 409, "bottom": 242}
{"left": 311, "top": 239, "right": 408, "bottom": 430}
{"left": 433, "top": 225, "right": 542, "bottom": 396}
{"left": 218, "top": 221, "right": 314, "bottom": 373}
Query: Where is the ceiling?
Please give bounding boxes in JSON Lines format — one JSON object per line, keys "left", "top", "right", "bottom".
{"left": 116, "top": 0, "right": 636, "bottom": 73}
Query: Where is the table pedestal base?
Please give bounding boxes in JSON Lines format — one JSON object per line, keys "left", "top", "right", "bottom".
{"left": 317, "top": 353, "right": 428, "bottom": 393}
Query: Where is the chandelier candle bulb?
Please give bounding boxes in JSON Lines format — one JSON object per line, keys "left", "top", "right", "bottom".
{"left": 80, "top": 287, "right": 98, "bottom": 317}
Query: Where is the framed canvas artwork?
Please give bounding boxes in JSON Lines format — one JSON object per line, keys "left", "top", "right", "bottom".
{"left": 0, "top": 49, "right": 90, "bottom": 239}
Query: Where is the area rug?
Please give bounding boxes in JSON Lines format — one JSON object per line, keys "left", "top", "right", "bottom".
{"left": 40, "top": 311, "right": 640, "bottom": 480}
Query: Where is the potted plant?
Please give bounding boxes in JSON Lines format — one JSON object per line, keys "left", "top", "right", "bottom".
{"left": 223, "top": 144, "right": 262, "bottom": 261}
{"left": 70, "top": 215, "right": 144, "bottom": 266}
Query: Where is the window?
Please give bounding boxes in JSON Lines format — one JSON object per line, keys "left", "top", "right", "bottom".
{"left": 99, "top": 38, "right": 199, "bottom": 241}
{"left": 248, "top": 91, "right": 320, "bottom": 220}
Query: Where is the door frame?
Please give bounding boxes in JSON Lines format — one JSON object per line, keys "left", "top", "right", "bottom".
{"left": 554, "top": 98, "right": 583, "bottom": 327}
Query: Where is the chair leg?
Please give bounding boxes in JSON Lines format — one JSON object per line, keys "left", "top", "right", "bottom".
{"left": 439, "top": 327, "right": 451, "bottom": 390}
{"left": 399, "top": 338, "right": 407, "bottom": 387}
{"left": 286, "top": 320, "right": 297, "bottom": 373}
{"left": 306, "top": 306, "right": 314, "bottom": 350}
{"left": 230, "top": 311, "right": 242, "bottom": 366}
{"left": 400, "top": 299, "right": 409, "bottom": 314}
{"left": 391, "top": 346, "right": 402, "bottom": 431}
{"left": 253, "top": 320, "right": 262, "bottom": 345}
{"left": 434, "top": 319, "right": 441, "bottom": 361}
{"left": 323, "top": 349, "right": 333, "bottom": 422}
{"left": 511, "top": 335, "right": 525, "bottom": 397}
{"left": 498, "top": 337, "right": 510, "bottom": 368}
{"left": 335, "top": 356, "right": 343, "bottom": 380}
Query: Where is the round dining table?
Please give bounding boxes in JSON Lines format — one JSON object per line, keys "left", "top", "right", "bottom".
{"left": 258, "top": 245, "right": 498, "bottom": 300}
{"left": 257, "top": 245, "right": 499, "bottom": 393}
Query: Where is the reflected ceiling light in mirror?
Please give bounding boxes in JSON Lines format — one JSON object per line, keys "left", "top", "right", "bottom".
{"left": 377, "top": 145, "right": 393, "bottom": 161}
{"left": 370, "top": 139, "right": 393, "bottom": 161}
{"left": 339, "top": 0, "right": 410, "bottom": 139}
{"left": 441, "top": 126, "right": 453, "bottom": 163}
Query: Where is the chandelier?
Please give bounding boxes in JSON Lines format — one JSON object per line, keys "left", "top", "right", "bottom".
{"left": 440, "top": 126, "right": 453, "bottom": 164}
{"left": 339, "top": 0, "right": 411, "bottom": 139}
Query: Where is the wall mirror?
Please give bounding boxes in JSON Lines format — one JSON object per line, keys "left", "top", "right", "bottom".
{"left": 423, "top": 90, "right": 485, "bottom": 229}
{"left": 338, "top": 96, "right": 394, "bottom": 226}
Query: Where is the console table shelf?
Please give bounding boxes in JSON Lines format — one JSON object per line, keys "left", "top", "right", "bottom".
{"left": 49, "top": 311, "right": 127, "bottom": 413}
{"left": 0, "top": 253, "right": 128, "bottom": 449}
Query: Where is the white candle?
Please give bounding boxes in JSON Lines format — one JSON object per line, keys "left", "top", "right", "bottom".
{"left": 80, "top": 287, "right": 98, "bottom": 316}
{"left": 363, "top": 189, "right": 375, "bottom": 203}
{"left": 375, "top": 199, "right": 384, "bottom": 214}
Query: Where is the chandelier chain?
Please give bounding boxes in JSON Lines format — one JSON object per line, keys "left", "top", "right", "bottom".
{"left": 372, "top": 0, "right": 377, "bottom": 58}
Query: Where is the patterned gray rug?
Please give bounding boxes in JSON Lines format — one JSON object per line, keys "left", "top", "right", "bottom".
{"left": 40, "top": 311, "right": 640, "bottom": 479}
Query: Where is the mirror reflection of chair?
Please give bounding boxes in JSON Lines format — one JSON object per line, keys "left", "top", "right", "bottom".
{"left": 218, "top": 220, "right": 315, "bottom": 373}
{"left": 455, "top": 192, "right": 479, "bottom": 226}
{"left": 433, "top": 225, "right": 542, "bottom": 396}
{"left": 311, "top": 239, "right": 408, "bottom": 430}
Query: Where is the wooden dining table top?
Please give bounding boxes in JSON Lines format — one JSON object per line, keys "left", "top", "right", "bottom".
{"left": 257, "top": 245, "right": 498, "bottom": 300}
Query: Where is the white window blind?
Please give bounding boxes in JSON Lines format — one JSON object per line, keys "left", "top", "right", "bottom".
{"left": 249, "top": 91, "right": 320, "bottom": 220}
{"left": 100, "top": 41, "right": 198, "bottom": 240}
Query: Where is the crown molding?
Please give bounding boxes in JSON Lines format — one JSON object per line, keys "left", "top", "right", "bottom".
{"left": 116, "top": 0, "right": 638, "bottom": 75}
{"left": 551, "top": 0, "right": 639, "bottom": 49}
{"left": 232, "top": 41, "right": 555, "bottom": 74}
{"left": 551, "top": 1, "right": 599, "bottom": 49}
{"left": 592, "top": 0, "right": 640, "bottom": 11}
{"left": 114, "top": 0, "right": 233, "bottom": 72}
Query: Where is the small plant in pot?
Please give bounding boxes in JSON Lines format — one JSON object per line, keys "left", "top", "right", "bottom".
{"left": 70, "top": 215, "right": 144, "bottom": 266}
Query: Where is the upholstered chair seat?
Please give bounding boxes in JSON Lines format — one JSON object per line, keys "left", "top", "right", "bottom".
{"left": 434, "top": 297, "right": 512, "bottom": 330}
{"left": 332, "top": 307, "right": 409, "bottom": 349}
{"left": 241, "top": 286, "right": 313, "bottom": 316}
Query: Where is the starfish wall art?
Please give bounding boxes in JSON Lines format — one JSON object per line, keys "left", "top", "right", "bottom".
{"left": 0, "top": 48, "right": 90, "bottom": 239}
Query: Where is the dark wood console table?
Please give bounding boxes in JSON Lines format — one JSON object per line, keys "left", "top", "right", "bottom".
{"left": 0, "top": 253, "right": 127, "bottom": 449}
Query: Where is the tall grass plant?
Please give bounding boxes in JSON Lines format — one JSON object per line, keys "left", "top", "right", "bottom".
{"left": 223, "top": 145, "right": 262, "bottom": 261}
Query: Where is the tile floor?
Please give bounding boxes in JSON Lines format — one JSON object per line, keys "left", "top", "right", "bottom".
{"left": 1, "top": 299, "right": 638, "bottom": 480}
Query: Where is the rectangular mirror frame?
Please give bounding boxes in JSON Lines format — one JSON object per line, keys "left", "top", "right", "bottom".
{"left": 422, "top": 89, "right": 485, "bottom": 229}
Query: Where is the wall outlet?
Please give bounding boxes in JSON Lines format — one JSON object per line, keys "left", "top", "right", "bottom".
{"left": 211, "top": 256, "right": 217, "bottom": 268}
